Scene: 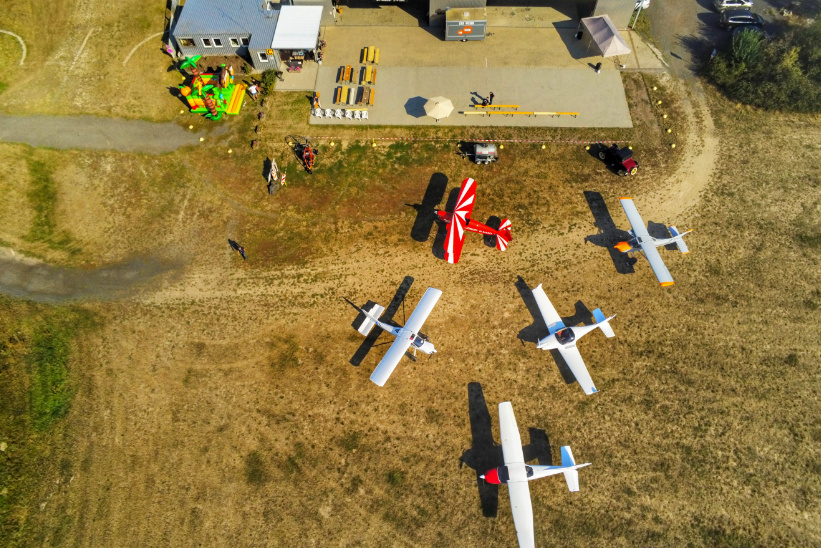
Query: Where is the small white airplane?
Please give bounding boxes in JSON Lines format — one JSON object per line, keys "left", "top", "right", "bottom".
{"left": 615, "top": 197, "right": 693, "bottom": 287}
{"left": 529, "top": 284, "right": 615, "bottom": 395}
{"left": 348, "top": 287, "right": 442, "bottom": 387}
{"left": 481, "top": 402, "right": 590, "bottom": 548}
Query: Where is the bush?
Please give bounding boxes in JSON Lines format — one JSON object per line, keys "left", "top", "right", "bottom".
{"left": 261, "top": 69, "right": 277, "bottom": 94}
{"left": 707, "top": 19, "right": 821, "bottom": 112}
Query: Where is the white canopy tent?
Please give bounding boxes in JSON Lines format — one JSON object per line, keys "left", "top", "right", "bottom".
{"left": 272, "top": 5, "right": 323, "bottom": 50}
{"left": 580, "top": 15, "right": 631, "bottom": 58}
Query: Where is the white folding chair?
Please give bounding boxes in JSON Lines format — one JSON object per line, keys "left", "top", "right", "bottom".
{"left": 345, "top": 110, "right": 353, "bottom": 120}
{"left": 314, "top": 109, "right": 323, "bottom": 118}
{"left": 324, "top": 108, "right": 333, "bottom": 118}
{"left": 354, "top": 110, "right": 361, "bottom": 120}
{"left": 362, "top": 110, "right": 369, "bottom": 120}
{"left": 334, "top": 109, "right": 343, "bottom": 119}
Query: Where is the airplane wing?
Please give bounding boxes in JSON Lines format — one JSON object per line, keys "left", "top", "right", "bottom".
{"left": 499, "top": 401, "right": 525, "bottom": 465}
{"left": 443, "top": 179, "right": 476, "bottom": 264}
{"left": 639, "top": 242, "right": 674, "bottom": 286}
{"left": 508, "top": 481, "right": 535, "bottom": 548}
{"left": 619, "top": 198, "right": 651, "bottom": 240}
{"left": 499, "top": 402, "right": 535, "bottom": 548}
{"left": 557, "top": 345, "right": 597, "bottom": 395}
{"left": 403, "top": 288, "right": 442, "bottom": 334}
{"left": 443, "top": 219, "right": 466, "bottom": 264}
{"left": 531, "top": 284, "right": 565, "bottom": 334}
{"left": 370, "top": 336, "right": 413, "bottom": 387}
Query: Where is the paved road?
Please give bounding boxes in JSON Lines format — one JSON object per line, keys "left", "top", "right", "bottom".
{"left": 0, "top": 114, "right": 211, "bottom": 154}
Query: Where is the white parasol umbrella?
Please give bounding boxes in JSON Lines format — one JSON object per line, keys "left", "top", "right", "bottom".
{"left": 424, "top": 96, "right": 454, "bottom": 122}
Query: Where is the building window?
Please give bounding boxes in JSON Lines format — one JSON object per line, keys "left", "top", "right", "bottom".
{"left": 241, "top": 37, "right": 250, "bottom": 46}
{"left": 258, "top": 52, "right": 269, "bottom": 62}
{"left": 178, "top": 38, "right": 195, "bottom": 47}
{"left": 202, "top": 38, "right": 212, "bottom": 47}
{"left": 230, "top": 38, "right": 240, "bottom": 47}
{"left": 213, "top": 38, "right": 223, "bottom": 47}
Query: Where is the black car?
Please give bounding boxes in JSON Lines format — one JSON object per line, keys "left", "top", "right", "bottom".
{"left": 720, "top": 9, "right": 765, "bottom": 29}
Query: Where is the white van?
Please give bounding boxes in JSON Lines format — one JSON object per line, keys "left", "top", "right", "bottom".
{"left": 713, "top": 0, "right": 753, "bottom": 12}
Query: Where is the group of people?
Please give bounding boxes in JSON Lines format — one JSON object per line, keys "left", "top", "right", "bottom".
{"left": 481, "top": 91, "right": 495, "bottom": 107}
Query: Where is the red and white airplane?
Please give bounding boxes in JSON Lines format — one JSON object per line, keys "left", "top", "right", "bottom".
{"left": 481, "top": 402, "right": 590, "bottom": 548}
{"left": 435, "top": 177, "right": 512, "bottom": 264}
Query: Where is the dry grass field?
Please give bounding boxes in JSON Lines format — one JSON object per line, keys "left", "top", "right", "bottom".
{"left": 1, "top": 41, "right": 820, "bottom": 548}
{"left": 0, "top": 0, "right": 182, "bottom": 120}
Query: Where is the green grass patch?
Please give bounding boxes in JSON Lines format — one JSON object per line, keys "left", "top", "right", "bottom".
{"left": 244, "top": 450, "right": 270, "bottom": 486}
{"left": 0, "top": 297, "right": 97, "bottom": 546}
{"left": 24, "top": 156, "right": 76, "bottom": 253}
{"left": 268, "top": 335, "right": 300, "bottom": 371}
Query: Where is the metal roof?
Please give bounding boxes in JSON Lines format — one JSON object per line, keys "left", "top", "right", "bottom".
{"left": 174, "top": 0, "right": 279, "bottom": 48}
{"left": 271, "top": 5, "right": 323, "bottom": 50}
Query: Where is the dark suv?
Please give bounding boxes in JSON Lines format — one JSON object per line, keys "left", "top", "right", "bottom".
{"left": 720, "top": 9, "right": 765, "bottom": 29}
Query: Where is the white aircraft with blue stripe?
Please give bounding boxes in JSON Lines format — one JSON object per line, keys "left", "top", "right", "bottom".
{"left": 530, "top": 284, "right": 616, "bottom": 395}
{"left": 615, "top": 197, "right": 693, "bottom": 287}
{"left": 480, "top": 402, "right": 590, "bottom": 548}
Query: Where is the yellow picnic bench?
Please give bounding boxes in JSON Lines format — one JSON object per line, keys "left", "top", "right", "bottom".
{"left": 473, "top": 104, "right": 519, "bottom": 110}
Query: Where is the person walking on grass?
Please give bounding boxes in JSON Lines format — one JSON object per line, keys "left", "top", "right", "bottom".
{"left": 228, "top": 239, "right": 247, "bottom": 260}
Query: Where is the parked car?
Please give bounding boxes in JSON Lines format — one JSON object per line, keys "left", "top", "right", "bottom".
{"left": 720, "top": 9, "right": 765, "bottom": 29}
{"left": 713, "top": 0, "right": 753, "bottom": 12}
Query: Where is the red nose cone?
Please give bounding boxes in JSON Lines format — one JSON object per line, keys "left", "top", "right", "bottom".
{"left": 483, "top": 468, "right": 501, "bottom": 484}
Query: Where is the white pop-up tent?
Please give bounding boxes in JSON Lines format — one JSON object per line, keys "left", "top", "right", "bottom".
{"left": 272, "top": 5, "right": 323, "bottom": 51}
{"left": 580, "top": 15, "right": 632, "bottom": 58}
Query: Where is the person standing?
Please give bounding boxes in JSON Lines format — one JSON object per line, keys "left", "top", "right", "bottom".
{"left": 489, "top": 92, "right": 495, "bottom": 105}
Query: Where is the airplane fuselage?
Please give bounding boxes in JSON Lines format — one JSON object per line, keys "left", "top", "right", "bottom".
{"left": 482, "top": 463, "right": 585, "bottom": 484}
{"left": 382, "top": 323, "right": 436, "bottom": 355}
{"left": 435, "top": 210, "right": 503, "bottom": 237}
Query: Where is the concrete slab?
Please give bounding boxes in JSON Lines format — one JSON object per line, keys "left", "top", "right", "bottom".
{"left": 275, "top": 62, "right": 319, "bottom": 91}
{"left": 325, "top": 1, "right": 585, "bottom": 28}
{"left": 320, "top": 26, "right": 613, "bottom": 70}
{"left": 311, "top": 66, "right": 631, "bottom": 128}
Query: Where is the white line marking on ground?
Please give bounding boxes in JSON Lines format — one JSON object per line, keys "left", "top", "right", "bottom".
{"left": 0, "top": 30, "right": 27, "bottom": 65}
{"left": 70, "top": 28, "right": 96, "bottom": 72}
{"left": 123, "top": 32, "right": 164, "bottom": 67}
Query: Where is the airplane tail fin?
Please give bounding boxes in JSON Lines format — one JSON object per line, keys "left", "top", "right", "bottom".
{"left": 496, "top": 219, "right": 512, "bottom": 251}
{"left": 592, "top": 308, "right": 616, "bottom": 338}
{"left": 668, "top": 226, "right": 692, "bottom": 254}
{"left": 560, "top": 446, "right": 581, "bottom": 492}
{"left": 355, "top": 303, "right": 385, "bottom": 336}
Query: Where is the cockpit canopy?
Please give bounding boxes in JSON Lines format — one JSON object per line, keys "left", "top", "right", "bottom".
{"left": 412, "top": 335, "right": 426, "bottom": 348}
{"left": 555, "top": 327, "right": 575, "bottom": 345}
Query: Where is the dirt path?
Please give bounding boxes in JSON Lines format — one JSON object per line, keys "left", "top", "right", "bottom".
{"left": 0, "top": 114, "right": 211, "bottom": 153}
{"left": 646, "top": 82, "right": 717, "bottom": 221}
{"left": 0, "top": 248, "right": 180, "bottom": 303}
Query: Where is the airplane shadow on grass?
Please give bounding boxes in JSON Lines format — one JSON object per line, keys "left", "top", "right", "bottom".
{"left": 348, "top": 276, "right": 414, "bottom": 367}
{"left": 407, "top": 173, "right": 460, "bottom": 261}
{"left": 583, "top": 191, "right": 637, "bottom": 275}
{"left": 514, "top": 276, "right": 594, "bottom": 387}
{"left": 459, "top": 382, "right": 552, "bottom": 518}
